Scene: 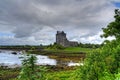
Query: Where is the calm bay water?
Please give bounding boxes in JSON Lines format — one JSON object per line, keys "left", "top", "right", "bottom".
{"left": 0, "top": 50, "right": 82, "bottom": 68}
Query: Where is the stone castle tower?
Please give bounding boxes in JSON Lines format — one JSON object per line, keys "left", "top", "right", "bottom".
{"left": 56, "top": 31, "right": 78, "bottom": 47}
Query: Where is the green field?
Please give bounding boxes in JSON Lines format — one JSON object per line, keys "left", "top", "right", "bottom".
{"left": 45, "top": 47, "right": 94, "bottom": 54}
{"left": 63, "top": 47, "right": 94, "bottom": 53}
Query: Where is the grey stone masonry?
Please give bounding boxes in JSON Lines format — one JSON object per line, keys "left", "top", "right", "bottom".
{"left": 56, "top": 31, "right": 78, "bottom": 47}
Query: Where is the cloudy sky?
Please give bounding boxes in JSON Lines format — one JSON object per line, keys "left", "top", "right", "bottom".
{"left": 0, "top": 0, "right": 120, "bottom": 45}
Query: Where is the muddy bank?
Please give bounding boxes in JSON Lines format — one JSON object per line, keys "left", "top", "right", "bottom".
{"left": 28, "top": 50, "right": 86, "bottom": 62}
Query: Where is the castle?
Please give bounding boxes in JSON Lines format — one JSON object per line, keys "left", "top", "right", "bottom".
{"left": 56, "top": 31, "right": 78, "bottom": 47}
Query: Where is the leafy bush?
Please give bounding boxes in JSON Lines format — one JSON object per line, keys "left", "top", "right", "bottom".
{"left": 73, "top": 39, "right": 120, "bottom": 80}
{"left": 72, "top": 9, "right": 120, "bottom": 80}
{"left": 47, "top": 43, "right": 65, "bottom": 50}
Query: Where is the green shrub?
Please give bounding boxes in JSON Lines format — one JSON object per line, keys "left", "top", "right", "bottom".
{"left": 18, "top": 54, "right": 46, "bottom": 80}
{"left": 73, "top": 39, "right": 120, "bottom": 80}
{"left": 47, "top": 44, "right": 65, "bottom": 50}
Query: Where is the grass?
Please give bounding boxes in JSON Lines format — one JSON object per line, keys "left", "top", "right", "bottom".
{"left": 0, "top": 67, "right": 75, "bottom": 80}
{"left": 45, "top": 70, "right": 75, "bottom": 80}
{"left": 45, "top": 47, "right": 94, "bottom": 54}
{"left": 63, "top": 47, "right": 93, "bottom": 53}
{"left": 0, "top": 67, "right": 20, "bottom": 80}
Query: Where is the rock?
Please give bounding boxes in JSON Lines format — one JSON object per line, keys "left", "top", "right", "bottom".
{"left": 11, "top": 52, "right": 17, "bottom": 55}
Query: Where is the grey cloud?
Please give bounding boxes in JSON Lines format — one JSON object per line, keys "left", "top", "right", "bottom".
{"left": 0, "top": 0, "right": 117, "bottom": 45}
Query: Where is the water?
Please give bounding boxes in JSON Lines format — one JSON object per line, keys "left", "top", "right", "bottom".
{"left": 0, "top": 50, "right": 82, "bottom": 68}
{"left": 68, "top": 61, "right": 83, "bottom": 66}
{"left": 0, "top": 51, "right": 22, "bottom": 68}
{"left": 0, "top": 50, "right": 56, "bottom": 68}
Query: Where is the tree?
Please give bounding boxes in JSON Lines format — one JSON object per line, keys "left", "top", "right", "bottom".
{"left": 101, "top": 9, "right": 120, "bottom": 39}
{"left": 73, "top": 9, "right": 120, "bottom": 80}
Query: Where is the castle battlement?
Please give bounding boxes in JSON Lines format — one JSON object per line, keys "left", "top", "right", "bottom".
{"left": 56, "top": 31, "right": 78, "bottom": 47}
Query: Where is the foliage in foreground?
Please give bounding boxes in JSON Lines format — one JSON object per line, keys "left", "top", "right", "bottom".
{"left": 45, "top": 70, "right": 74, "bottom": 80}
{"left": 73, "top": 9, "right": 120, "bottom": 80}
{"left": 18, "top": 54, "right": 46, "bottom": 80}
{"left": 74, "top": 39, "right": 120, "bottom": 80}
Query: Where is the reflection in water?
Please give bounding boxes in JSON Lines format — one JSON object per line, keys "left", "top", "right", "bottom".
{"left": 0, "top": 50, "right": 56, "bottom": 68}
{"left": 0, "top": 53, "right": 21, "bottom": 68}
{"left": 36, "top": 55, "right": 56, "bottom": 65}
{"left": 0, "top": 50, "right": 83, "bottom": 68}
